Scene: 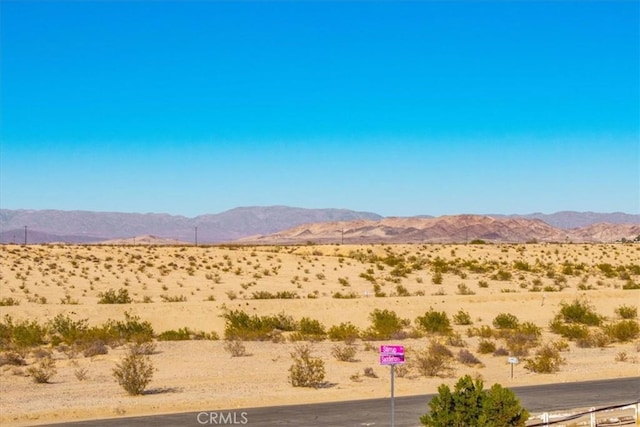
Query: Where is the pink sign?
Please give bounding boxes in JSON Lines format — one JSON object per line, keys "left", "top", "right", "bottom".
{"left": 380, "top": 345, "right": 404, "bottom": 354}
{"left": 380, "top": 345, "right": 405, "bottom": 365}
{"left": 380, "top": 354, "right": 405, "bottom": 365}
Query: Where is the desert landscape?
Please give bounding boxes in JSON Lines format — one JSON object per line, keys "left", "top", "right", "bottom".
{"left": 1, "top": 241, "right": 638, "bottom": 426}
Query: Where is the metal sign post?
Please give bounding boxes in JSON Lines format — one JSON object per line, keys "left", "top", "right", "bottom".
{"left": 380, "top": 345, "right": 405, "bottom": 427}
{"left": 508, "top": 356, "right": 519, "bottom": 379}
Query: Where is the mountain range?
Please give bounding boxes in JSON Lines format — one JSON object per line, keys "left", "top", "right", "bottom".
{"left": 0, "top": 207, "right": 638, "bottom": 244}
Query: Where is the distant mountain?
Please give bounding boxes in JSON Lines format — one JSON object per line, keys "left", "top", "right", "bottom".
{"left": 0, "top": 206, "right": 382, "bottom": 244}
{"left": 242, "top": 215, "right": 640, "bottom": 244}
{"left": 1, "top": 207, "right": 638, "bottom": 244}
{"left": 496, "top": 211, "right": 640, "bottom": 229}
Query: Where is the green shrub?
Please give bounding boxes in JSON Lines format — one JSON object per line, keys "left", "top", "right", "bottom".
{"left": 453, "top": 310, "right": 472, "bottom": 325}
{"left": 98, "top": 288, "right": 132, "bottom": 304}
{"left": 0, "top": 297, "right": 20, "bottom": 306}
{"left": 557, "top": 298, "right": 603, "bottom": 326}
{"left": 477, "top": 340, "right": 496, "bottom": 354}
{"left": 364, "top": 309, "right": 410, "bottom": 340}
{"left": 420, "top": 375, "right": 528, "bottom": 426}
{"left": 327, "top": 322, "right": 360, "bottom": 343}
{"left": 0, "top": 315, "right": 47, "bottom": 351}
{"left": 415, "top": 309, "right": 452, "bottom": 335}
{"left": 222, "top": 310, "right": 297, "bottom": 341}
{"left": 48, "top": 314, "right": 89, "bottom": 346}
{"left": 112, "top": 345, "right": 155, "bottom": 395}
{"left": 493, "top": 313, "right": 520, "bottom": 330}
{"left": 288, "top": 344, "right": 325, "bottom": 388}
{"left": 298, "top": 317, "right": 327, "bottom": 340}
{"left": 604, "top": 320, "right": 640, "bottom": 342}
{"left": 549, "top": 319, "right": 590, "bottom": 340}
{"left": 158, "top": 328, "right": 192, "bottom": 341}
{"left": 524, "top": 341, "right": 566, "bottom": 374}
{"left": 615, "top": 305, "right": 638, "bottom": 319}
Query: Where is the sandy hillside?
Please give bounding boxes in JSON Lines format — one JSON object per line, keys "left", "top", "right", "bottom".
{"left": 0, "top": 243, "right": 639, "bottom": 426}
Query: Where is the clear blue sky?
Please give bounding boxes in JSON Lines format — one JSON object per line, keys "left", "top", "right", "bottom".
{"left": 1, "top": 1, "right": 638, "bottom": 217}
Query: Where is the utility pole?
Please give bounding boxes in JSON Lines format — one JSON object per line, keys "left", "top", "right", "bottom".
{"left": 24, "top": 226, "right": 27, "bottom": 245}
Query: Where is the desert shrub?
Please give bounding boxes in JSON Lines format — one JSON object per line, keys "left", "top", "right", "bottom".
{"left": 457, "top": 349, "right": 482, "bottom": 366}
{"left": 27, "top": 354, "right": 57, "bottom": 383}
{"left": 622, "top": 280, "right": 640, "bottom": 290}
{"left": 615, "top": 305, "right": 638, "bottom": 319}
{"left": 81, "top": 339, "right": 109, "bottom": 357}
{"left": 0, "top": 315, "right": 47, "bottom": 352}
{"left": 556, "top": 298, "right": 603, "bottom": 326}
{"left": 128, "top": 341, "right": 157, "bottom": 355}
{"left": 112, "top": 345, "right": 155, "bottom": 395}
{"left": 477, "top": 340, "right": 496, "bottom": 354}
{"left": 0, "top": 297, "right": 20, "bottom": 306}
{"left": 74, "top": 367, "right": 89, "bottom": 381}
{"left": 222, "top": 310, "right": 297, "bottom": 341}
{"left": 492, "top": 313, "right": 520, "bottom": 330}
{"left": 446, "top": 332, "right": 467, "bottom": 348}
{"left": 158, "top": 328, "right": 192, "bottom": 341}
{"left": 48, "top": 314, "right": 89, "bottom": 346}
{"left": 576, "top": 330, "right": 611, "bottom": 348}
{"left": 467, "top": 325, "right": 494, "bottom": 339}
{"left": 524, "top": 341, "right": 567, "bottom": 374}
{"left": 415, "top": 309, "right": 452, "bottom": 335}
{"left": 98, "top": 288, "right": 132, "bottom": 304}
{"left": 493, "top": 347, "right": 509, "bottom": 356}
{"left": 549, "top": 318, "right": 589, "bottom": 340}
{"left": 288, "top": 344, "right": 325, "bottom": 388}
{"left": 331, "top": 344, "right": 358, "bottom": 362}
{"left": 364, "top": 309, "right": 410, "bottom": 340}
{"left": 432, "top": 272, "right": 443, "bottom": 285}
{"left": 327, "top": 322, "right": 360, "bottom": 343}
{"left": 0, "top": 351, "right": 26, "bottom": 366}
{"left": 363, "top": 367, "right": 378, "bottom": 378}
{"left": 223, "top": 340, "right": 248, "bottom": 357}
{"left": 420, "top": 375, "right": 529, "bottom": 426}
{"left": 604, "top": 320, "right": 640, "bottom": 342}
{"left": 492, "top": 270, "right": 513, "bottom": 281}
{"left": 413, "top": 341, "right": 454, "bottom": 377}
{"left": 332, "top": 291, "right": 358, "bottom": 299}
{"left": 108, "top": 312, "right": 155, "bottom": 344}
{"left": 298, "top": 317, "right": 327, "bottom": 340}
{"left": 160, "top": 294, "right": 187, "bottom": 302}
{"left": 453, "top": 309, "right": 472, "bottom": 325}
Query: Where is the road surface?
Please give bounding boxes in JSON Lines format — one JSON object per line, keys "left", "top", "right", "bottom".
{"left": 47, "top": 376, "right": 639, "bottom": 427}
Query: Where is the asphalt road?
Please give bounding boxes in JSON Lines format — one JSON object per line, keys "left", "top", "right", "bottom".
{"left": 46, "top": 377, "right": 639, "bottom": 427}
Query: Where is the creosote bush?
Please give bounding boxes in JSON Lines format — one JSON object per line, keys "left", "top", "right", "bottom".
{"left": 223, "top": 340, "right": 248, "bottom": 357}
{"left": 98, "top": 288, "right": 132, "bottom": 304}
{"left": 413, "top": 340, "right": 454, "bottom": 377}
{"left": 288, "top": 344, "right": 325, "bottom": 388}
{"left": 27, "top": 353, "right": 57, "bottom": 383}
{"left": 364, "top": 309, "right": 410, "bottom": 340}
{"left": 112, "top": 345, "right": 155, "bottom": 395}
{"left": 604, "top": 320, "right": 640, "bottom": 342}
{"left": 524, "top": 341, "right": 567, "bottom": 374}
{"left": 331, "top": 343, "right": 358, "bottom": 362}
{"left": 415, "top": 309, "right": 452, "bottom": 335}
{"left": 615, "top": 305, "right": 638, "bottom": 320}
{"left": 327, "top": 322, "right": 360, "bottom": 343}
{"left": 453, "top": 309, "right": 472, "bottom": 326}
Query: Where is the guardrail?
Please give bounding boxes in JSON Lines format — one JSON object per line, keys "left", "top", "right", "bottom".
{"left": 527, "top": 401, "right": 639, "bottom": 427}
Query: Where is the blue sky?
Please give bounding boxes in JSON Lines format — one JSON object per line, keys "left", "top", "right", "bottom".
{"left": 1, "top": 1, "right": 638, "bottom": 217}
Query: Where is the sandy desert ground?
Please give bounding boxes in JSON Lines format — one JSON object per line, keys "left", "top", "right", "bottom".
{"left": 0, "top": 242, "right": 638, "bottom": 426}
